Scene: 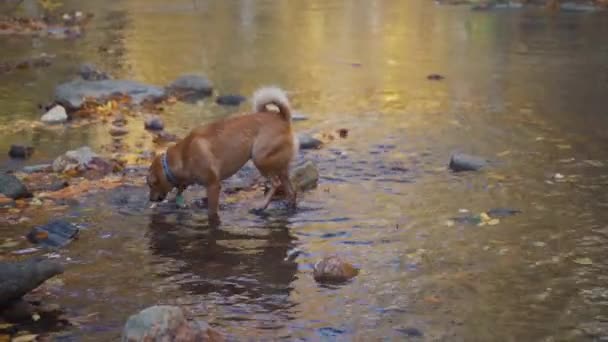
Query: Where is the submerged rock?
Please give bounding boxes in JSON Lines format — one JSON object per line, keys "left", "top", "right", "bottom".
{"left": 8, "top": 145, "right": 34, "bottom": 159}
{"left": 27, "top": 220, "right": 80, "bottom": 249}
{"left": 55, "top": 79, "right": 167, "bottom": 110}
{"left": 78, "top": 63, "right": 111, "bottom": 81}
{"left": 427, "top": 74, "right": 445, "bottom": 80}
{"left": 298, "top": 133, "right": 323, "bottom": 150}
{"left": 122, "top": 305, "right": 224, "bottom": 342}
{"left": 291, "top": 161, "right": 319, "bottom": 192}
{"left": 109, "top": 125, "right": 129, "bottom": 137}
{"left": 313, "top": 255, "right": 359, "bottom": 283}
{"left": 216, "top": 94, "right": 246, "bottom": 106}
{"left": 0, "top": 257, "right": 64, "bottom": 307}
{"left": 449, "top": 153, "right": 489, "bottom": 172}
{"left": 41, "top": 105, "right": 68, "bottom": 124}
{"left": 144, "top": 114, "right": 164, "bottom": 131}
{"left": 167, "top": 74, "right": 213, "bottom": 102}
{"left": 0, "top": 173, "right": 31, "bottom": 199}
{"left": 22, "top": 164, "right": 52, "bottom": 174}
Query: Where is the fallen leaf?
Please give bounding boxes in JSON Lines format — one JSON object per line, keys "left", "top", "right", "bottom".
{"left": 487, "top": 219, "right": 500, "bottom": 226}
{"left": 31, "top": 313, "right": 40, "bottom": 322}
{"left": 497, "top": 150, "right": 511, "bottom": 157}
{"left": 557, "top": 144, "right": 571, "bottom": 150}
{"left": 11, "top": 334, "right": 38, "bottom": 342}
{"left": 479, "top": 212, "right": 491, "bottom": 221}
{"left": 424, "top": 295, "right": 442, "bottom": 304}
{"left": 583, "top": 160, "right": 604, "bottom": 167}
{"left": 533, "top": 241, "right": 547, "bottom": 247}
{"left": 445, "top": 220, "right": 455, "bottom": 227}
{"left": 573, "top": 257, "right": 593, "bottom": 265}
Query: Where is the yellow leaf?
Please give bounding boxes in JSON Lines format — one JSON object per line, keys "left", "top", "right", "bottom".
{"left": 487, "top": 219, "right": 500, "bottom": 226}
{"left": 487, "top": 173, "right": 507, "bottom": 181}
{"left": 479, "top": 212, "right": 491, "bottom": 222}
{"left": 557, "top": 144, "right": 571, "bottom": 150}
{"left": 573, "top": 257, "right": 593, "bottom": 265}
{"left": 11, "top": 334, "right": 38, "bottom": 342}
{"left": 497, "top": 150, "right": 511, "bottom": 157}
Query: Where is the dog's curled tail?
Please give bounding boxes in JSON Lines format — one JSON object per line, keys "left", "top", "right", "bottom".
{"left": 252, "top": 86, "right": 291, "bottom": 121}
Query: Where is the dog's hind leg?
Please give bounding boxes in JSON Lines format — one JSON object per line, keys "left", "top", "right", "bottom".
{"left": 259, "top": 176, "right": 281, "bottom": 211}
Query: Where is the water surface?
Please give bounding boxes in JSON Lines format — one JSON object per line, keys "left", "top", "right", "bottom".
{"left": 1, "top": 0, "right": 608, "bottom": 340}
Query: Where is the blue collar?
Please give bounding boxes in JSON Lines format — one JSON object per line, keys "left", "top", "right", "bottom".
{"left": 161, "top": 153, "right": 178, "bottom": 186}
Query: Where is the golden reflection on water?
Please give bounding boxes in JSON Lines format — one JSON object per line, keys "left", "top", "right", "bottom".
{"left": 1, "top": 0, "right": 608, "bottom": 340}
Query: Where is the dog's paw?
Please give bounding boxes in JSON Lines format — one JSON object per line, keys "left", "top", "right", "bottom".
{"left": 249, "top": 207, "right": 269, "bottom": 217}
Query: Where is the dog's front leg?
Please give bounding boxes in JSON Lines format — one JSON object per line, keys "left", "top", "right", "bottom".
{"left": 206, "top": 182, "right": 221, "bottom": 226}
{"left": 175, "top": 186, "right": 187, "bottom": 208}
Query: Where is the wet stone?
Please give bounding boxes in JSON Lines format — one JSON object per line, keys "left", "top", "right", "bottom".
{"left": 8, "top": 145, "right": 34, "bottom": 159}
{"left": 313, "top": 255, "right": 359, "bottom": 283}
{"left": 144, "top": 114, "right": 164, "bottom": 131}
{"left": 0, "top": 173, "right": 31, "bottom": 199}
{"left": 122, "top": 305, "right": 224, "bottom": 342}
{"left": 449, "top": 153, "right": 489, "bottom": 172}
{"left": 298, "top": 133, "right": 323, "bottom": 150}
{"left": 0, "top": 257, "right": 64, "bottom": 306}
{"left": 216, "top": 94, "right": 246, "bottom": 106}
{"left": 26, "top": 220, "right": 80, "bottom": 249}
{"left": 41, "top": 105, "right": 68, "bottom": 124}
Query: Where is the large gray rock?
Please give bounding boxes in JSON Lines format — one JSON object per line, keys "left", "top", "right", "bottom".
{"left": 0, "top": 257, "right": 64, "bottom": 307}
{"left": 0, "top": 173, "right": 31, "bottom": 199}
{"left": 122, "top": 305, "right": 224, "bottom": 342}
{"left": 55, "top": 79, "right": 167, "bottom": 109}
{"left": 41, "top": 105, "right": 68, "bottom": 123}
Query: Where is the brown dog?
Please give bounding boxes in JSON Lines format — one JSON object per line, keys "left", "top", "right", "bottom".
{"left": 146, "top": 86, "right": 298, "bottom": 225}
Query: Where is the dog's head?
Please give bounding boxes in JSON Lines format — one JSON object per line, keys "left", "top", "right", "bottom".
{"left": 147, "top": 155, "right": 173, "bottom": 202}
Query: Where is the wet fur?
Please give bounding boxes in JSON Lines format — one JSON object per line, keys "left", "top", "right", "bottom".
{"left": 146, "top": 86, "right": 297, "bottom": 225}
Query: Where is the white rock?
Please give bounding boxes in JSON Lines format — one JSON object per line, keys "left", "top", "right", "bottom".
{"left": 41, "top": 105, "right": 68, "bottom": 124}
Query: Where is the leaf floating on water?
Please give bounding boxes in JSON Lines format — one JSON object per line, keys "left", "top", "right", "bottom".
{"left": 11, "top": 334, "right": 38, "bottom": 342}
{"left": 487, "top": 172, "right": 507, "bottom": 181}
{"left": 497, "top": 150, "right": 511, "bottom": 157}
{"left": 573, "top": 257, "right": 593, "bottom": 265}
{"left": 487, "top": 219, "right": 500, "bottom": 226}
{"left": 583, "top": 160, "right": 604, "bottom": 167}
